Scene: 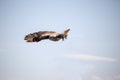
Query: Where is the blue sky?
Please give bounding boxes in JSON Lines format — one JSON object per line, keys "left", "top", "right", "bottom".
{"left": 0, "top": 0, "right": 120, "bottom": 80}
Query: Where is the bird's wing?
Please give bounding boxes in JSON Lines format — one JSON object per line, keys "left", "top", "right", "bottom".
{"left": 40, "top": 31, "right": 59, "bottom": 37}
{"left": 32, "top": 31, "right": 58, "bottom": 42}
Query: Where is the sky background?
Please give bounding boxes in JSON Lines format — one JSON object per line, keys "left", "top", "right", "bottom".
{"left": 0, "top": 0, "right": 120, "bottom": 80}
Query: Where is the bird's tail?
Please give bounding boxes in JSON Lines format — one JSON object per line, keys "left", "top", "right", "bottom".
{"left": 62, "top": 29, "right": 70, "bottom": 39}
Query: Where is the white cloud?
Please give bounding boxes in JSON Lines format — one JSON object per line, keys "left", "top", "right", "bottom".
{"left": 64, "top": 54, "right": 116, "bottom": 62}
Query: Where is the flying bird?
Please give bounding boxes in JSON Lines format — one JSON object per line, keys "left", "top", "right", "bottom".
{"left": 24, "top": 29, "right": 70, "bottom": 42}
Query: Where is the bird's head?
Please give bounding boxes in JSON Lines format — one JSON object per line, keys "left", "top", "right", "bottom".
{"left": 24, "top": 33, "right": 35, "bottom": 42}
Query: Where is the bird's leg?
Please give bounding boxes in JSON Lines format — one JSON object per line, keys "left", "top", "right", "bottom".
{"left": 62, "top": 38, "right": 64, "bottom": 41}
{"left": 65, "top": 35, "right": 67, "bottom": 39}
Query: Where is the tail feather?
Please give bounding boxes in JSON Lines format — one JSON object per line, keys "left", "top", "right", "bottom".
{"left": 63, "top": 29, "right": 70, "bottom": 39}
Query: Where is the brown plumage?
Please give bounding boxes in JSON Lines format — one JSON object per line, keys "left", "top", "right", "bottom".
{"left": 24, "top": 29, "right": 70, "bottom": 42}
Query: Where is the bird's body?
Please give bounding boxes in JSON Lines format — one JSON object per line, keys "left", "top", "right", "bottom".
{"left": 24, "top": 29, "right": 70, "bottom": 42}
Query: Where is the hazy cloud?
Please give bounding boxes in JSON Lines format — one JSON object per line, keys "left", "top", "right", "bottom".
{"left": 0, "top": 48, "right": 7, "bottom": 53}
{"left": 64, "top": 54, "right": 116, "bottom": 62}
{"left": 114, "top": 74, "right": 120, "bottom": 79}
{"left": 87, "top": 75, "right": 120, "bottom": 80}
{"left": 90, "top": 75, "right": 103, "bottom": 80}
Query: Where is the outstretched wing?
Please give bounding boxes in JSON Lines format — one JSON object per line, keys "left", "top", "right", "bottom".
{"left": 34, "top": 31, "right": 61, "bottom": 42}
{"left": 40, "top": 31, "right": 58, "bottom": 37}
{"left": 40, "top": 31, "right": 61, "bottom": 41}
{"left": 24, "top": 29, "right": 70, "bottom": 42}
{"left": 33, "top": 34, "right": 49, "bottom": 42}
